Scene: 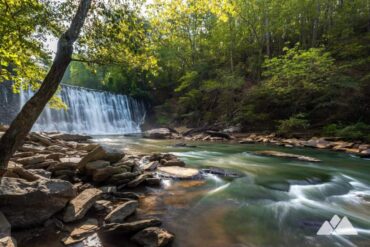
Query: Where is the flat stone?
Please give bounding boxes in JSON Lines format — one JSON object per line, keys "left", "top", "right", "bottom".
{"left": 254, "top": 150, "right": 321, "bottom": 162}
{"left": 104, "top": 201, "right": 138, "bottom": 223}
{"left": 131, "top": 227, "right": 174, "bottom": 247}
{"left": 99, "top": 218, "right": 162, "bottom": 234}
{"left": 63, "top": 188, "right": 102, "bottom": 223}
{"left": 157, "top": 166, "right": 200, "bottom": 179}
{"left": 16, "top": 155, "right": 45, "bottom": 166}
{"left": 63, "top": 218, "right": 98, "bottom": 245}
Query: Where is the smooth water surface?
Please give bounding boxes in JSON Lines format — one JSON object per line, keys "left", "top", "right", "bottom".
{"left": 94, "top": 136, "right": 370, "bottom": 247}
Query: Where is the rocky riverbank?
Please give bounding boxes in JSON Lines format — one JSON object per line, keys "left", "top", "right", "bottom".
{"left": 143, "top": 128, "right": 370, "bottom": 158}
{"left": 0, "top": 126, "right": 209, "bottom": 247}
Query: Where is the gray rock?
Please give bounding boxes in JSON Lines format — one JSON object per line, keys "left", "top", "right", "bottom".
{"left": 63, "top": 188, "right": 102, "bottom": 223}
{"left": 0, "top": 178, "right": 75, "bottom": 228}
{"left": 104, "top": 201, "right": 138, "bottom": 223}
{"left": 131, "top": 227, "right": 174, "bottom": 247}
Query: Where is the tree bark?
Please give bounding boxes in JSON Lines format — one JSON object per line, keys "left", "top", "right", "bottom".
{"left": 0, "top": 0, "right": 91, "bottom": 174}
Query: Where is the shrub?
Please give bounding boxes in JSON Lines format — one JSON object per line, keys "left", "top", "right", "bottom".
{"left": 277, "top": 113, "right": 310, "bottom": 134}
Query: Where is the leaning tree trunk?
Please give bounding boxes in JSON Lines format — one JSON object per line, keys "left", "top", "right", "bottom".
{"left": 0, "top": 0, "right": 91, "bottom": 174}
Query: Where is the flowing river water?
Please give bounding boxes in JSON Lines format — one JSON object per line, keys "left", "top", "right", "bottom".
{"left": 91, "top": 136, "right": 370, "bottom": 247}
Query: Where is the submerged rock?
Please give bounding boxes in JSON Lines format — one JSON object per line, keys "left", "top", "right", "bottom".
{"left": 63, "top": 188, "right": 102, "bottom": 223}
{"left": 104, "top": 200, "right": 138, "bottom": 223}
{"left": 131, "top": 227, "right": 174, "bottom": 247}
{"left": 157, "top": 166, "right": 201, "bottom": 180}
{"left": 0, "top": 177, "right": 75, "bottom": 228}
{"left": 254, "top": 150, "right": 321, "bottom": 162}
{"left": 201, "top": 167, "right": 244, "bottom": 178}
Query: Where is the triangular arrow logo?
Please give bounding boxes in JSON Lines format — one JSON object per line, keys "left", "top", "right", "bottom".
{"left": 317, "top": 215, "right": 358, "bottom": 235}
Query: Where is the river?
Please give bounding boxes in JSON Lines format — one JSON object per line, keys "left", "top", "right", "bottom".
{"left": 91, "top": 136, "right": 370, "bottom": 247}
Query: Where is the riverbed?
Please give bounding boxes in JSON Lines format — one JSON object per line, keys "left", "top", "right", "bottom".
{"left": 92, "top": 136, "right": 370, "bottom": 247}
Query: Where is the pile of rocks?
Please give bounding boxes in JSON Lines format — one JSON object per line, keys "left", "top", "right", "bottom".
{"left": 239, "top": 134, "right": 370, "bottom": 158}
{"left": 142, "top": 128, "right": 370, "bottom": 158}
{"left": 0, "top": 128, "right": 188, "bottom": 247}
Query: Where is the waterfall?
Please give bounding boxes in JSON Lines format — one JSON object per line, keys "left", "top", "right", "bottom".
{"left": 20, "top": 85, "right": 146, "bottom": 134}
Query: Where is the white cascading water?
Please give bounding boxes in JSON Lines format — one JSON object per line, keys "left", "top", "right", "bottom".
{"left": 20, "top": 85, "right": 146, "bottom": 134}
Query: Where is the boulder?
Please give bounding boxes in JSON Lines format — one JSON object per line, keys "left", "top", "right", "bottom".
{"left": 131, "top": 227, "right": 174, "bottom": 247}
{"left": 143, "top": 128, "right": 172, "bottom": 139}
{"left": 62, "top": 218, "right": 98, "bottom": 245}
{"left": 63, "top": 188, "right": 102, "bottom": 223}
{"left": 0, "top": 212, "right": 10, "bottom": 238}
{"left": 85, "top": 160, "right": 110, "bottom": 176}
{"left": 157, "top": 166, "right": 201, "bottom": 180}
{"left": 0, "top": 178, "right": 75, "bottom": 228}
{"left": 104, "top": 152, "right": 124, "bottom": 163}
{"left": 77, "top": 146, "right": 107, "bottom": 171}
{"left": 254, "top": 150, "right": 321, "bottom": 162}
{"left": 104, "top": 201, "right": 138, "bottom": 223}
{"left": 99, "top": 218, "right": 162, "bottom": 234}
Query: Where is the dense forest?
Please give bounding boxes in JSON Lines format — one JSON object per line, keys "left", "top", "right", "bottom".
{"left": 2, "top": 0, "right": 370, "bottom": 140}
